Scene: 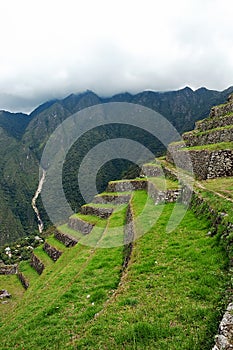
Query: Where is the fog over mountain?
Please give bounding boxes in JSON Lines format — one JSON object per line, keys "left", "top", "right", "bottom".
{"left": 0, "top": 0, "right": 233, "bottom": 112}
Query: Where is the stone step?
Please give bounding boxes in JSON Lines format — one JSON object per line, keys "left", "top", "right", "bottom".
{"left": 80, "top": 204, "right": 114, "bottom": 219}
{"left": 195, "top": 113, "right": 233, "bottom": 133}
{"left": 107, "top": 179, "right": 147, "bottom": 192}
{"left": 93, "top": 192, "right": 131, "bottom": 205}
{"left": 68, "top": 215, "right": 95, "bottom": 235}
{"left": 55, "top": 227, "right": 81, "bottom": 247}
{"left": 140, "top": 163, "right": 163, "bottom": 177}
{"left": 182, "top": 125, "right": 233, "bottom": 147}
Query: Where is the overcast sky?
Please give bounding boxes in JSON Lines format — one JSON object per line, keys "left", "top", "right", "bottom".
{"left": 0, "top": 0, "right": 233, "bottom": 113}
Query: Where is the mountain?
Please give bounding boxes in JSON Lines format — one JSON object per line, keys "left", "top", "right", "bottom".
{"left": 1, "top": 86, "right": 233, "bottom": 245}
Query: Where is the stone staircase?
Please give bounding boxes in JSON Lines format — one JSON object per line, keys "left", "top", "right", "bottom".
{"left": 166, "top": 94, "right": 233, "bottom": 180}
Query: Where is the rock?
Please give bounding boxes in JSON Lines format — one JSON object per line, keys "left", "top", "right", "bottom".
{"left": 0, "top": 289, "right": 11, "bottom": 299}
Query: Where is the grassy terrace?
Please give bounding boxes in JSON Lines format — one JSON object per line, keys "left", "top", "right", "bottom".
{"left": 0, "top": 275, "right": 24, "bottom": 322}
{"left": 200, "top": 177, "right": 233, "bottom": 200}
{"left": 148, "top": 176, "right": 179, "bottom": 190}
{"left": 182, "top": 141, "right": 233, "bottom": 151}
{"left": 195, "top": 112, "right": 233, "bottom": 127}
{"left": 183, "top": 124, "right": 233, "bottom": 138}
{"left": 73, "top": 191, "right": 229, "bottom": 349}
{"left": 0, "top": 191, "right": 229, "bottom": 349}
{"left": 0, "top": 225, "right": 124, "bottom": 349}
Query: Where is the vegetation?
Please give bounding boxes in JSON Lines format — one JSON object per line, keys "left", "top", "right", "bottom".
{"left": 1, "top": 87, "right": 233, "bottom": 245}
{"left": 0, "top": 192, "right": 229, "bottom": 349}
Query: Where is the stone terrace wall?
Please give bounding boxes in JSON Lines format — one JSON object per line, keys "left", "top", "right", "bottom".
{"left": 209, "top": 94, "right": 233, "bottom": 118}
{"left": 0, "top": 264, "right": 17, "bottom": 275}
{"left": 166, "top": 149, "right": 233, "bottom": 180}
{"left": 54, "top": 230, "right": 78, "bottom": 247}
{"left": 43, "top": 242, "right": 62, "bottom": 262}
{"left": 183, "top": 127, "right": 233, "bottom": 147}
{"left": 17, "top": 271, "right": 29, "bottom": 289}
{"left": 30, "top": 253, "right": 44, "bottom": 275}
{"left": 195, "top": 114, "right": 233, "bottom": 132}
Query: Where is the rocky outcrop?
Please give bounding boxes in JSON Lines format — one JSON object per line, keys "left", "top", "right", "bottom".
{"left": 30, "top": 253, "right": 44, "bottom": 275}
{"left": 43, "top": 242, "right": 62, "bottom": 262}
{"left": 54, "top": 230, "right": 79, "bottom": 247}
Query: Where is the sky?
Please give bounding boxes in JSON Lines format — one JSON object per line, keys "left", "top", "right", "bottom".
{"left": 0, "top": 0, "right": 233, "bottom": 113}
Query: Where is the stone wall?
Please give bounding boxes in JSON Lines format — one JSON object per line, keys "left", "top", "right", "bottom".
{"left": 68, "top": 216, "right": 94, "bottom": 235}
{"left": 93, "top": 193, "right": 131, "bottom": 205}
{"left": 54, "top": 230, "right": 79, "bottom": 247}
{"left": 80, "top": 205, "right": 113, "bottom": 219}
{"left": 210, "top": 96, "right": 233, "bottom": 118}
{"left": 166, "top": 148, "right": 233, "bottom": 180}
{"left": 188, "top": 191, "right": 233, "bottom": 350}
{"left": 195, "top": 114, "right": 233, "bottom": 132}
{"left": 17, "top": 272, "right": 29, "bottom": 289}
{"left": 107, "top": 179, "right": 147, "bottom": 192}
{"left": 183, "top": 127, "right": 233, "bottom": 147}
{"left": 123, "top": 200, "right": 135, "bottom": 270}
{"left": 0, "top": 264, "right": 17, "bottom": 275}
{"left": 141, "top": 164, "right": 164, "bottom": 177}
{"left": 43, "top": 242, "right": 62, "bottom": 262}
{"left": 147, "top": 181, "right": 180, "bottom": 204}
{"left": 30, "top": 252, "right": 44, "bottom": 275}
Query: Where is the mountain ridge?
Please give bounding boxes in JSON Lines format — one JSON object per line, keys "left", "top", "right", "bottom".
{"left": 1, "top": 85, "right": 233, "bottom": 245}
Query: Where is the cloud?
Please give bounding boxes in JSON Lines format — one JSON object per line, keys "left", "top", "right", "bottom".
{"left": 0, "top": 0, "right": 233, "bottom": 112}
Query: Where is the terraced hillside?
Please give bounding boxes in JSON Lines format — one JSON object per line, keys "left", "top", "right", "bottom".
{"left": 1, "top": 96, "right": 233, "bottom": 349}
{"left": 167, "top": 94, "right": 233, "bottom": 180}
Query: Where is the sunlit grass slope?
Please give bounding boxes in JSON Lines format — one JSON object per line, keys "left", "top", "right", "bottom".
{"left": 0, "top": 191, "right": 229, "bottom": 349}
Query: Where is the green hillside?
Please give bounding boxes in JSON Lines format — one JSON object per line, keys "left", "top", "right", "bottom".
{"left": 0, "top": 191, "right": 229, "bottom": 349}
{"left": 1, "top": 86, "right": 233, "bottom": 245}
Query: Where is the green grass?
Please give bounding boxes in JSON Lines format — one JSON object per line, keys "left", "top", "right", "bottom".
{"left": 45, "top": 236, "right": 68, "bottom": 251}
{"left": 182, "top": 141, "right": 233, "bottom": 151}
{"left": 183, "top": 124, "right": 233, "bottom": 138}
{"left": 73, "top": 201, "right": 229, "bottom": 350}
{"left": 69, "top": 213, "right": 107, "bottom": 227}
{"left": 200, "top": 177, "right": 233, "bottom": 200}
{"left": 18, "top": 260, "right": 39, "bottom": 286}
{"left": 0, "top": 190, "right": 230, "bottom": 349}
{"left": 148, "top": 176, "right": 179, "bottom": 190}
{"left": 0, "top": 231, "right": 124, "bottom": 349}
{"left": 33, "top": 245, "right": 54, "bottom": 268}
{"left": 82, "top": 202, "right": 117, "bottom": 209}
{"left": 95, "top": 191, "right": 132, "bottom": 196}
{"left": 0, "top": 275, "right": 24, "bottom": 323}
{"left": 195, "top": 112, "right": 233, "bottom": 128}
